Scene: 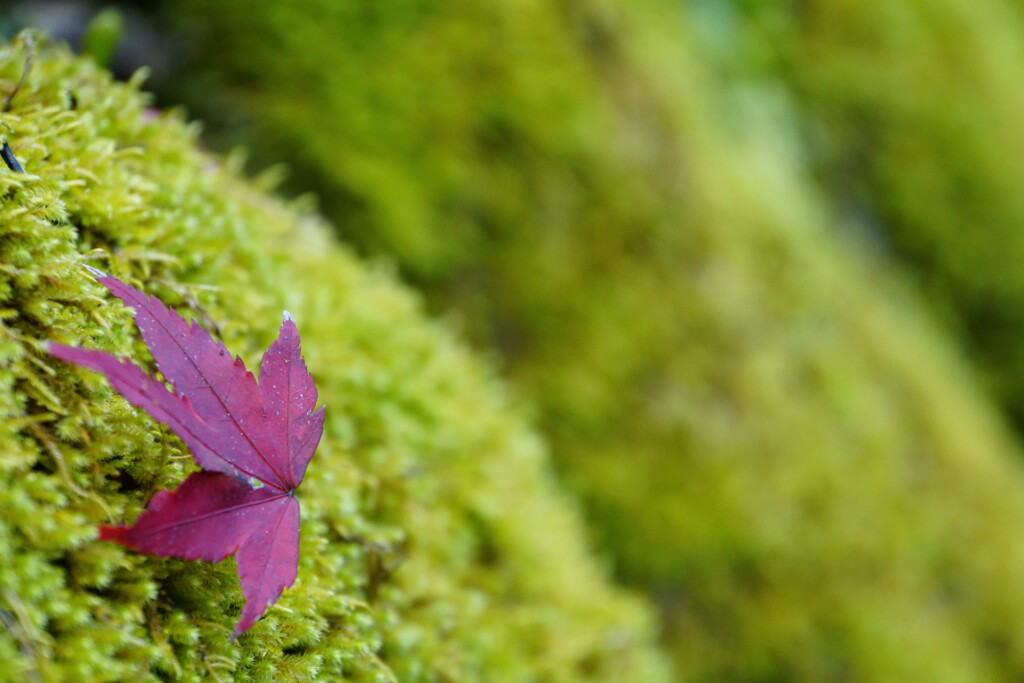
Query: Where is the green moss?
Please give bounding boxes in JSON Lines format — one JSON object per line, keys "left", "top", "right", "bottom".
{"left": 706, "top": 0, "right": 1024, "bottom": 427}
{"left": 0, "top": 35, "right": 669, "bottom": 681}
{"left": 150, "top": 0, "right": 1024, "bottom": 679}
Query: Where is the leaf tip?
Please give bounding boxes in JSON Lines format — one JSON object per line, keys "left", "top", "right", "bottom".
{"left": 82, "top": 263, "right": 109, "bottom": 279}
{"left": 43, "top": 340, "right": 72, "bottom": 362}
{"left": 282, "top": 310, "right": 294, "bottom": 323}
{"left": 98, "top": 524, "right": 130, "bottom": 545}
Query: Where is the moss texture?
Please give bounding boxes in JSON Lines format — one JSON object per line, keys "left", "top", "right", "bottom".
{"left": 150, "top": 0, "right": 1024, "bottom": 679}
{"left": 699, "top": 0, "right": 1024, "bottom": 427}
{"left": 0, "top": 35, "right": 670, "bottom": 681}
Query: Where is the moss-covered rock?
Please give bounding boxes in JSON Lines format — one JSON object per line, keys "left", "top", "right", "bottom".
{"left": 147, "top": 0, "right": 1024, "bottom": 679}
{"left": 700, "top": 0, "right": 1024, "bottom": 427}
{"left": 0, "top": 35, "right": 670, "bottom": 681}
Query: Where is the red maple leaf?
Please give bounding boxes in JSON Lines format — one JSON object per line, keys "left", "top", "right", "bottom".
{"left": 47, "top": 266, "right": 324, "bottom": 635}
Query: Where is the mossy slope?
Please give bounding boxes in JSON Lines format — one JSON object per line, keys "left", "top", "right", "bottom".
{"left": 153, "top": 0, "right": 1024, "bottom": 679}
{"left": 0, "top": 36, "right": 669, "bottom": 682}
{"left": 709, "top": 0, "right": 1024, "bottom": 426}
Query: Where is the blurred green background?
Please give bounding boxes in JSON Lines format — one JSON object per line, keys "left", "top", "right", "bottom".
{"left": 10, "top": 0, "right": 1024, "bottom": 679}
